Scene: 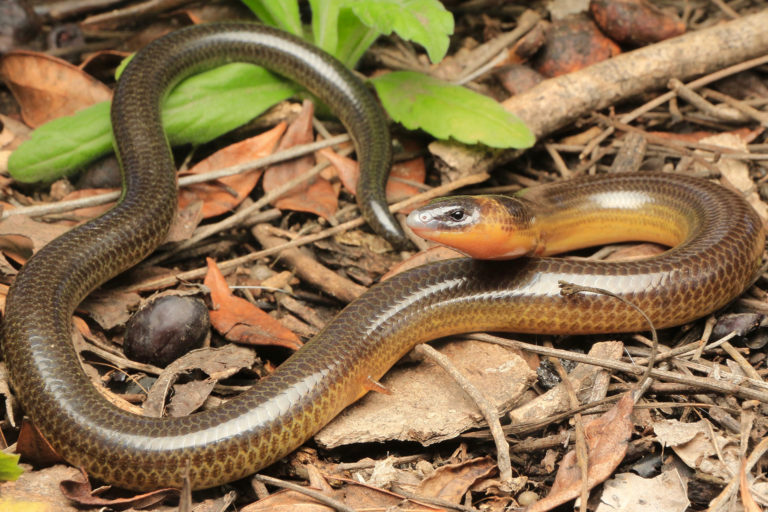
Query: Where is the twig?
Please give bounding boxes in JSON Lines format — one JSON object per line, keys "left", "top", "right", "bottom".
{"left": 454, "top": 9, "right": 541, "bottom": 84}
{"left": 413, "top": 344, "right": 512, "bottom": 484}
{"left": 396, "top": 489, "right": 482, "bottom": 512}
{"left": 581, "top": 52, "right": 768, "bottom": 158}
{"left": 82, "top": 0, "right": 195, "bottom": 27}
{"left": 703, "top": 88, "right": 768, "bottom": 126}
{"left": 544, "top": 346, "right": 589, "bottom": 512}
{"left": 252, "top": 474, "right": 358, "bottom": 512}
{"left": 505, "top": 10, "right": 768, "bottom": 139}
{"left": 669, "top": 78, "right": 749, "bottom": 123}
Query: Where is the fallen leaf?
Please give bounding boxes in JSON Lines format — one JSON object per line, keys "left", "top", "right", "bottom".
{"left": 204, "top": 258, "right": 301, "bottom": 350}
{"left": 646, "top": 126, "right": 762, "bottom": 144}
{"left": 386, "top": 146, "right": 426, "bottom": 204}
{"left": 698, "top": 132, "right": 768, "bottom": 222}
{"left": 15, "top": 420, "right": 64, "bottom": 468}
{"left": 242, "top": 474, "right": 441, "bottom": 512}
{"left": 58, "top": 187, "right": 118, "bottom": 222}
{"left": 528, "top": 393, "right": 634, "bottom": 512}
{"left": 595, "top": 469, "right": 690, "bottom": 512}
{"left": 165, "top": 200, "right": 203, "bottom": 242}
{"left": 79, "top": 289, "right": 141, "bottom": 331}
{"left": 0, "top": 215, "right": 70, "bottom": 264}
{"left": 653, "top": 419, "right": 738, "bottom": 481}
{"left": 143, "top": 344, "right": 256, "bottom": 418}
{"left": 604, "top": 242, "right": 666, "bottom": 261}
{"left": 317, "top": 145, "right": 357, "bottom": 194}
{"left": 320, "top": 140, "right": 425, "bottom": 204}
{"left": 60, "top": 468, "right": 175, "bottom": 508}
{"left": 0, "top": 51, "right": 112, "bottom": 127}
{"left": 263, "top": 100, "right": 338, "bottom": 220}
{"left": 177, "top": 122, "right": 286, "bottom": 218}
{"left": 416, "top": 456, "right": 496, "bottom": 503}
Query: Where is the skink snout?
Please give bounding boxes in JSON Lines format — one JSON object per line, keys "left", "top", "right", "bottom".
{"left": 406, "top": 209, "right": 438, "bottom": 231}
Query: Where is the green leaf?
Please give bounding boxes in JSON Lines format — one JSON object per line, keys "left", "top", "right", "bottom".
{"left": 161, "top": 63, "right": 298, "bottom": 146}
{"left": 0, "top": 452, "right": 23, "bottom": 481}
{"left": 372, "top": 71, "right": 535, "bottom": 149}
{"left": 8, "top": 101, "right": 113, "bottom": 183}
{"left": 241, "top": 0, "right": 302, "bottom": 36}
{"left": 9, "top": 64, "right": 298, "bottom": 183}
{"left": 335, "top": 7, "right": 381, "bottom": 68}
{"left": 308, "top": 0, "right": 341, "bottom": 55}
{"left": 345, "top": 0, "right": 453, "bottom": 63}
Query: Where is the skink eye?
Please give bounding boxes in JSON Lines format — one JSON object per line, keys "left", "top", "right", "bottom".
{"left": 449, "top": 209, "right": 465, "bottom": 221}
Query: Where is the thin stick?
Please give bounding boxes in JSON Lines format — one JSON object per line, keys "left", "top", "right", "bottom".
{"left": 252, "top": 474, "right": 358, "bottom": 512}
{"left": 581, "top": 52, "right": 768, "bottom": 158}
{"left": 413, "top": 344, "right": 512, "bottom": 483}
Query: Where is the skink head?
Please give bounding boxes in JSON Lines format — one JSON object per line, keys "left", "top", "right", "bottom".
{"left": 406, "top": 195, "right": 543, "bottom": 260}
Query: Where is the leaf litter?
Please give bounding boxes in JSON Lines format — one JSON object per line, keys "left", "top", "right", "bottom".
{"left": 2, "top": 2, "right": 768, "bottom": 511}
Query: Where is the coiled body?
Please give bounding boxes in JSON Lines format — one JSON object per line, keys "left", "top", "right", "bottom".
{"left": 1, "top": 23, "right": 764, "bottom": 491}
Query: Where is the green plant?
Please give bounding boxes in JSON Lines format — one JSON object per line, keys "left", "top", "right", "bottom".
{"left": 0, "top": 451, "right": 22, "bottom": 482}
{"left": 8, "top": 0, "right": 534, "bottom": 183}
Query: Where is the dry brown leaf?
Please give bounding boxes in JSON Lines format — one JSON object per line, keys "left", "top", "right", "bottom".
{"left": 177, "top": 122, "right": 286, "bottom": 218}
{"left": 79, "top": 289, "right": 141, "bottom": 331}
{"left": 165, "top": 200, "right": 204, "bottom": 242}
{"left": 604, "top": 242, "right": 666, "bottom": 261}
{"left": 416, "top": 456, "right": 496, "bottom": 503}
{"left": 243, "top": 474, "right": 443, "bottom": 512}
{"left": 15, "top": 420, "right": 64, "bottom": 468}
{"left": 528, "top": 393, "right": 634, "bottom": 512}
{"left": 241, "top": 489, "right": 334, "bottom": 512}
{"left": 0, "top": 51, "right": 112, "bottom": 127}
{"left": 59, "top": 469, "right": 175, "bottom": 508}
{"left": 595, "top": 470, "right": 690, "bottom": 511}
{"left": 320, "top": 139, "right": 425, "bottom": 205}
{"left": 646, "top": 126, "right": 762, "bottom": 144}
{"left": 204, "top": 257, "right": 301, "bottom": 350}
{"left": 0, "top": 465, "right": 84, "bottom": 512}
{"left": 697, "top": 132, "right": 768, "bottom": 222}
{"left": 263, "top": 100, "right": 338, "bottom": 220}
{"left": 143, "top": 344, "right": 256, "bottom": 417}
{"left": 57, "top": 188, "right": 119, "bottom": 221}
{"left": 387, "top": 154, "right": 426, "bottom": 204}
{"left": 653, "top": 419, "right": 738, "bottom": 481}
{"left": 0, "top": 215, "right": 70, "bottom": 264}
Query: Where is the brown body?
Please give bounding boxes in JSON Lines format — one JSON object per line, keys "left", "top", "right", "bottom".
{"left": 1, "top": 24, "right": 765, "bottom": 491}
